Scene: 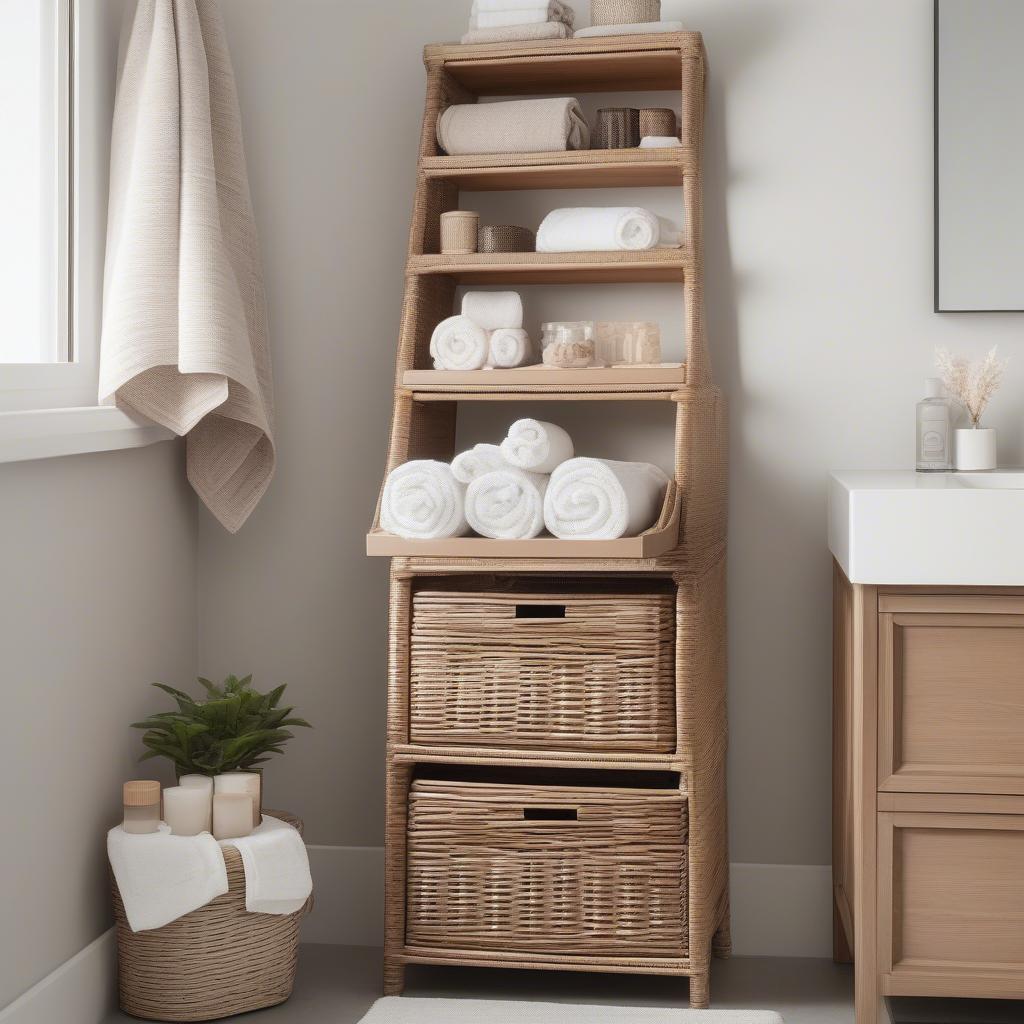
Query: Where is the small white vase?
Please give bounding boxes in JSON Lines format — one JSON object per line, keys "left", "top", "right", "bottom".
{"left": 955, "top": 427, "right": 997, "bottom": 471}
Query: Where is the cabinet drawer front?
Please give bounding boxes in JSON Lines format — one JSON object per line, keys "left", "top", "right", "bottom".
{"left": 880, "top": 602, "right": 1024, "bottom": 793}
{"left": 879, "top": 810, "right": 1024, "bottom": 997}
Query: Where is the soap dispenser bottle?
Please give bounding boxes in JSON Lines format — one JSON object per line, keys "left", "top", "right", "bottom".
{"left": 916, "top": 377, "right": 952, "bottom": 472}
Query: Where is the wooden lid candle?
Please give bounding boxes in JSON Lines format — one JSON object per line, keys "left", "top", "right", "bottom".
{"left": 122, "top": 780, "right": 161, "bottom": 835}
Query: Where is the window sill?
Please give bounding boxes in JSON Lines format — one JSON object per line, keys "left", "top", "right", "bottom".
{"left": 0, "top": 406, "right": 176, "bottom": 464}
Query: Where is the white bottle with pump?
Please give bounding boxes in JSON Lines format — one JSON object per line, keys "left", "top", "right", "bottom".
{"left": 916, "top": 378, "right": 952, "bottom": 472}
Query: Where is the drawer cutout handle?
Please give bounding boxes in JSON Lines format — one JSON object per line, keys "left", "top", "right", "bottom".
{"left": 515, "top": 604, "right": 566, "bottom": 619}
{"left": 523, "top": 807, "right": 578, "bottom": 821}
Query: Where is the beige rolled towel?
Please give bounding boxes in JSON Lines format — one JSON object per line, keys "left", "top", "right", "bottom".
{"left": 99, "top": 0, "right": 274, "bottom": 533}
{"left": 437, "top": 98, "right": 590, "bottom": 155}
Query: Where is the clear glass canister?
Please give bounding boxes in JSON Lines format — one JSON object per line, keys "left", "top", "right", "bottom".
{"left": 541, "top": 321, "right": 595, "bottom": 368}
{"left": 595, "top": 321, "right": 662, "bottom": 365}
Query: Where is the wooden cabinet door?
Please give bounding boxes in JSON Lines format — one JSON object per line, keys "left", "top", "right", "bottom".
{"left": 879, "top": 595, "right": 1024, "bottom": 795}
{"left": 878, "top": 804, "right": 1024, "bottom": 999}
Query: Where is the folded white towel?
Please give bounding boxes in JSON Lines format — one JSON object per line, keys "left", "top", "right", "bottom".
{"left": 452, "top": 443, "right": 506, "bottom": 484}
{"left": 219, "top": 814, "right": 312, "bottom": 915}
{"left": 536, "top": 207, "right": 680, "bottom": 252}
{"left": 430, "top": 314, "right": 489, "bottom": 370}
{"left": 640, "top": 136, "right": 683, "bottom": 148}
{"left": 381, "top": 461, "right": 469, "bottom": 540}
{"left": 574, "top": 20, "right": 684, "bottom": 37}
{"left": 471, "top": 0, "right": 574, "bottom": 28}
{"left": 461, "top": 22, "right": 571, "bottom": 43}
{"left": 501, "top": 418, "right": 574, "bottom": 474}
{"left": 488, "top": 328, "right": 532, "bottom": 368}
{"left": 544, "top": 457, "right": 669, "bottom": 539}
{"left": 466, "top": 468, "right": 548, "bottom": 540}
{"left": 462, "top": 291, "right": 524, "bottom": 331}
{"left": 437, "top": 98, "right": 590, "bottom": 155}
{"left": 108, "top": 824, "right": 228, "bottom": 933}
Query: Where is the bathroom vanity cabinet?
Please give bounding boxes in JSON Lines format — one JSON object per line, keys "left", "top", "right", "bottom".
{"left": 833, "top": 566, "right": 1024, "bottom": 1023}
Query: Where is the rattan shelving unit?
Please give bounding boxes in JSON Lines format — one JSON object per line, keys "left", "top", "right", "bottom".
{"left": 367, "top": 31, "right": 728, "bottom": 1008}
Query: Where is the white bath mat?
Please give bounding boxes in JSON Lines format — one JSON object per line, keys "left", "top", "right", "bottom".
{"left": 358, "top": 997, "right": 785, "bottom": 1023}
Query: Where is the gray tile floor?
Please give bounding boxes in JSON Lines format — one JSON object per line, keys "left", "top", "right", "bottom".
{"left": 104, "top": 945, "right": 1024, "bottom": 1023}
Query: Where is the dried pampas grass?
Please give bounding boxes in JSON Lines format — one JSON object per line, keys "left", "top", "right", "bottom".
{"left": 935, "top": 346, "right": 1008, "bottom": 428}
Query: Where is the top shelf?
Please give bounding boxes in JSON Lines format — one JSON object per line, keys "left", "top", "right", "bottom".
{"left": 424, "top": 33, "right": 702, "bottom": 95}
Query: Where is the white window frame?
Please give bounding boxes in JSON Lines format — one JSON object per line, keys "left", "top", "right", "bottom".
{"left": 0, "top": 0, "right": 172, "bottom": 461}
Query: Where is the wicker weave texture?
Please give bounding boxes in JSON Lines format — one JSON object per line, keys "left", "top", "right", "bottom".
{"left": 409, "top": 587, "right": 675, "bottom": 752}
{"left": 639, "top": 107, "right": 677, "bottom": 138}
{"left": 597, "top": 107, "right": 640, "bottom": 149}
{"left": 406, "top": 780, "right": 688, "bottom": 956}
{"left": 591, "top": 0, "right": 661, "bottom": 25}
{"left": 112, "top": 810, "right": 308, "bottom": 1022}
{"left": 478, "top": 224, "right": 536, "bottom": 253}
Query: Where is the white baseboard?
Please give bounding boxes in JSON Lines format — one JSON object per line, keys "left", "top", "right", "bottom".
{"left": 0, "top": 928, "right": 115, "bottom": 1024}
{"left": 303, "top": 846, "right": 834, "bottom": 959}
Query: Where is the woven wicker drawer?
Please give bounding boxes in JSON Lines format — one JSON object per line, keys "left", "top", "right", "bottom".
{"left": 409, "top": 585, "right": 676, "bottom": 753}
{"left": 406, "top": 779, "right": 688, "bottom": 957}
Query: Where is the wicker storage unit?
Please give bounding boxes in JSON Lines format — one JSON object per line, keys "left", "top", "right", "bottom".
{"left": 406, "top": 779, "right": 688, "bottom": 957}
{"left": 111, "top": 810, "right": 309, "bottom": 1022}
{"left": 409, "top": 583, "right": 675, "bottom": 752}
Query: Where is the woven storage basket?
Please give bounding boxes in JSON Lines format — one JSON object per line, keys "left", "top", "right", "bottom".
{"left": 639, "top": 107, "right": 677, "bottom": 139}
{"left": 440, "top": 211, "right": 479, "bottom": 255}
{"left": 409, "top": 583, "right": 676, "bottom": 752}
{"left": 478, "top": 224, "right": 535, "bottom": 254}
{"left": 406, "top": 779, "right": 688, "bottom": 956}
{"left": 591, "top": 0, "right": 660, "bottom": 25}
{"left": 596, "top": 107, "right": 640, "bottom": 149}
{"left": 111, "top": 810, "right": 310, "bottom": 1022}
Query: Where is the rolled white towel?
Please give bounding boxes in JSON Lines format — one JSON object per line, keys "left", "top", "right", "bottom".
{"left": 451, "top": 443, "right": 505, "bottom": 484}
{"left": 500, "top": 418, "right": 574, "bottom": 474}
{"left": 430, "top": 314, "right": 489, "bottom": 370}
{"left": 543, "top": 458, "right": 669, "bottom": 540}
{"left": 488, "top": 328, "right": 532, "bottom": 368}
{"left": 474, "top": 0, "right": 571, "bottom": 12}
{"left": 471, "top": 0, "right": 574, "bottom": 28}
{"left": 380, "top": 461, "right": 469, "bottom": 540}
{"left": 462, "top": 291, "right": 524, "bottom": 331}
{"left": 437, "top": 98, "right": 589, "bottom": 155}
{"left": 466, "top": 468, "right": 548, "bottom": 540}
{"left": 640, "top": 136, "right": 683, "bottom": 148}
{"left": 536, "top": 207, "right": 677, "bottom": 252}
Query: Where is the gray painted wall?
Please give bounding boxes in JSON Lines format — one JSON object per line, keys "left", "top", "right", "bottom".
{"left": 0, "top": 443, "right": 196, "bottom": 1006}
{"left": 200, "top": 0, "right": 1024, "bottom": 868}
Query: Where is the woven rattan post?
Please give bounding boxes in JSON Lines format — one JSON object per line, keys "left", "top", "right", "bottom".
{"left": 369, "top": 32, "right": 728, "bottom": 1009}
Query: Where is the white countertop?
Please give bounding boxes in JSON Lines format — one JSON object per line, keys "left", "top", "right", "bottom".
{"left": 828, "top": 470, "right": 1024, "bottom": 585}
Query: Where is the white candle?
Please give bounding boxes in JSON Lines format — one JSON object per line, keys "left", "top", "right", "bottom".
{"left": 213, "top": 793, "right": 253, "bottom": 840}
{"left": 215, "top": 772, "right": 261, "bottom": 828}
{"left": 163, "top": 786, "right": 212, "bottom": 836}
{"left": 178, "top": 775, "right": 213, "bottom": 832}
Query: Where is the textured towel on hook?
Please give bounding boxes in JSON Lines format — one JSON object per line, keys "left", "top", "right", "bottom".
{"left": 99, "top": 0, "right": 275, "bottom": 533}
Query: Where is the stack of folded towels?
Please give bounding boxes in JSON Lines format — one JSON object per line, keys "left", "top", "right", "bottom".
{"left": 430, "top": 290, "right": 534, "bottom": 371}
{"left": 463, "top": 0, "right": 576, "bottom": 44}
{"left": 381, "top": 419, "right": 669, "bottom": 542}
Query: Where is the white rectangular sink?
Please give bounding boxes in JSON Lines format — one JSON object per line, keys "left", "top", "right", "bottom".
{"left": 829, "top": 470, "right": 1024, "bottom": 585}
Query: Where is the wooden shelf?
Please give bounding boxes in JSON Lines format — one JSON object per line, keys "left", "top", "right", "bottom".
{"left": 422, "top": 149, "right": 691, "bottom": 190}
{"left": 368, "top": 482, "right": 679, "bottom": 559}
{"left": 403, "top": 363, "right": 687, "bottom": 396}
{"left": 410, "top": 249, "right": 688, "bottom": 284}
{"left": 425, "top": 33, "right": 701, "bottom": 95}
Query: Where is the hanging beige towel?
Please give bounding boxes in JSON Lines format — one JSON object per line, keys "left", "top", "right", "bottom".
{"left": 99, "top": 0, "right": 274, "bottom": 533}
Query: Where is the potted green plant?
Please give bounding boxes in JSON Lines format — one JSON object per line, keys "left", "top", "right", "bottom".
{"left": 132, "top": 673, "right": 311, "bottom": 783}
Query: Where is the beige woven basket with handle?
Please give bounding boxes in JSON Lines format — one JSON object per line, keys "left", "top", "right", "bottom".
{"left": 111, "top": 809, "right": 310, "bottom": 1022}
